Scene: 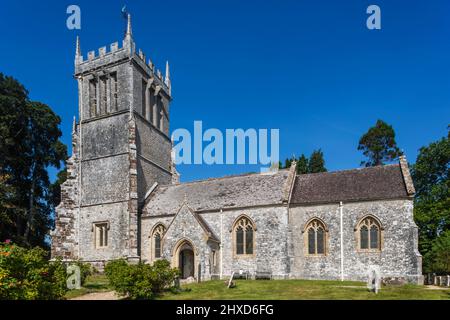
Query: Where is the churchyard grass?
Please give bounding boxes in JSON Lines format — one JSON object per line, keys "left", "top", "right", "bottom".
{"left": 65, "top": 276, "right": 450, "bottom": 300}
{"left": 159, "top": 279, "right": 450, "bottom": 300}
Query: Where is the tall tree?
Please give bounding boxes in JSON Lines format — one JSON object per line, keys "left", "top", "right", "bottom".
{"left": 0, "top": 73, "right": 67, "bottom": 248}
{"left": 49, "top": 168, "right": 67, "bottom": 212}
{"left": 296, "top": 154, "right": 309, "bottom": 174}
{"left": 308, "top": 149, "right": 327, "bottom": 173}
{"left": 358, "top": 119, "right": 402, "bottom": 167}
{"left": 411, "top": 131, "right": 450, "bottom": 272}
{"left": 429, "top": 230, "right": 450, "bottom": 273}
{"left": 280, "top": 152, "right": 325, "bottom": 174}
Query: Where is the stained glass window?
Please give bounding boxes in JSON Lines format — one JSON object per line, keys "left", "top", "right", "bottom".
{"left": 152, "top": 224, "right": 165, "bottom": 259}
{"left": 358, "top": 217, "right": 381, "bottom": 251}
{"left": 234, "top": 217, "right": 255, "bottom": 255}
{"left": 360, "top": 225, "right": 369, "bottom": 249}
{"left": 155, "top": 234, "right": 161, "bottom": 258}
{"left": 317, "top": 227, "right": 325, "bottom": 254}
{"left": 308, "top": 228, "right": 315, "bottom": 254}
{"left": 370, "top": 225, "right": 379, "bottom": 249}
{"left": 236, "top": 226, "right": 244, "bottom": 255}
{"left": 306, "top": 219, "right": 327, "bottom": 255}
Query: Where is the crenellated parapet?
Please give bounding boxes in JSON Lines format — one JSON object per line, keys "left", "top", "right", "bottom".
{"left": 74, "top": 14, "right": 171, "bottom": 99}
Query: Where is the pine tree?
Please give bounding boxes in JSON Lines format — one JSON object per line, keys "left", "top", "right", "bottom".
{"left": 296, "top": 154, "right": 309, "bottom": 174}
{"left": 308, "top": 149, "right": 327, "bottom": 173}
{"left": 358, "top": 119, "right": 401, "bottom": 167}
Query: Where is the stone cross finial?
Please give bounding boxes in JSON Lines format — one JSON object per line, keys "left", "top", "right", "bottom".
{"left": 183, "top": 193, "right": 188, "bottom": 203}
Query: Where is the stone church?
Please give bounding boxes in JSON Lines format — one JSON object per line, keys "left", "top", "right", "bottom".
{"left": 51, "top": 15, "right": 423, "bottom": 284}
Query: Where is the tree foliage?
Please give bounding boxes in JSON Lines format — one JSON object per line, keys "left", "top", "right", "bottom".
{"left": 0, "top": 241, "right": 67, "bottom": 299}
{"left": 358, "top": 119, "right": 402, "bottom": 167}
{"left": 429, "top": 230, "right": 450, "bottom": 273}
{"left": 411, "top": 131, "right": 450, "bottom": 273}
{"left": 280, "top": 150, "right": 327, "bottom": 174}
{"left": 296, "top": 154, "right": 309, "bottom": 174}
{"left": 0, "top": 73, "right": 67, "bottom": 248}
{"left": 308, "top": 149, "right": 326, "bottom": 173}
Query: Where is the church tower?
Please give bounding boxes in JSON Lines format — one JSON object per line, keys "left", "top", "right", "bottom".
{"left": 51, "top": 14, "right": 173, "bottom": 266}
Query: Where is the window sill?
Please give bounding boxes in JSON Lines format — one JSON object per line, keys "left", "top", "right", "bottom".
{"left": 233, "top": 254, "right": 255, "bottom": 259}
{"left": 357, "top": 249, "right": 382, "bottom": 253}
{"left": 305, "top": 254, "right": 327, "bottom": 257}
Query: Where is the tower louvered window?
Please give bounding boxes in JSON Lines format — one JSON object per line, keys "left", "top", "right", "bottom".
{"left": 89, "top": 79, "right": 97, "bottom": 117}
{"left": 111, "top": 72, "right": 118, "bottom": 112}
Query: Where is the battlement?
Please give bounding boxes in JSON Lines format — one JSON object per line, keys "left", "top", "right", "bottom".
{"left": 74, "top": 14, "right": 171, "bottom": 96}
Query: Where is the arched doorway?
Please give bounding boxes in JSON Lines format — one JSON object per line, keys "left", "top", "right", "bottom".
{"left": 178, "top": 242, "right": 195, "bottom": 279}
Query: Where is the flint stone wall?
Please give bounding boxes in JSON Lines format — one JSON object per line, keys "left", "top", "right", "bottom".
{"left": 289, "top": 199, "right": 423, "bottom": 284}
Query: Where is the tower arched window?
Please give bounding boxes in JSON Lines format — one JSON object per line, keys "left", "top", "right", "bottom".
{"left": 304, "top": 219, "right": 327, "bottom": 255}
{"left": 233, "top": 216, "right": 255, "bottom": 256}
{"left": 152, "top": 224, "right": 166, "bottom": 259}
{"left": 356, "top": 216, "right": 382, "bottom": 251}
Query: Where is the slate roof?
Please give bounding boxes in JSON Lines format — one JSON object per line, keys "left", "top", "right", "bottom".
{"left": 143, "top": 169, "right": 291, "bottom": 216}
{"left": 290, "top": 164, "right": 411, "bottom": 205}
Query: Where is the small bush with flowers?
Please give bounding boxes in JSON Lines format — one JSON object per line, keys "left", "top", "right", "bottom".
{"left": 0, "top": 240, "right": 67, "bottom": 300}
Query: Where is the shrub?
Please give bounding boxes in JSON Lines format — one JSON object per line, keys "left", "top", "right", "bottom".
{"left": 104, "top": 259, "right": 132, "bottom": 296}
{"left": 73, "top": 260, "right": 93, "bottom": 285}
{"left": 149, "top": 259, "right": 180, "bottom": 293}
{"left": 104, "top": 259, "right": 179, "bottom": 299}
{"left": 0, "top": 242, "right": 67, "bottom": 300}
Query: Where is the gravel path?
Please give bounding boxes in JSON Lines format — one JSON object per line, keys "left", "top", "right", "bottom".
{"left": 70, "top": 291, "right": 119, "bottom": 300}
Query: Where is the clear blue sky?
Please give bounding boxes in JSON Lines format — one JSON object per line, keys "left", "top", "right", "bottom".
{"left": 0, "top": 0, "right": 449, "bottom": 182}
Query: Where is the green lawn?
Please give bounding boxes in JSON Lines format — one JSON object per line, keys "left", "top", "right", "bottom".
{"left": 64, "top": 274, "right": 112, "bottom": 299}
{"left": 65, "top": 275, "right": 450, "bottom": 300}
{"left": 159, "top": 280, "right": 450, "bottom": 300}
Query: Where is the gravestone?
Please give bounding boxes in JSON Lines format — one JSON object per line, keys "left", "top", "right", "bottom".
{"left": 366, "top": 265, "right": 381, "bottom": 294}
{"left": 426, "top": 273, "right": 433, "bottom": 285}
{"left": 227, "top": 271, "right": 236, "bottom": 288}
{"left": 174, "top": 276, "right": 180, "bottom": 290}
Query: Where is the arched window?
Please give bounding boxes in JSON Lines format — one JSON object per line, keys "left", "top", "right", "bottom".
{"left": 152, "top": 224, "right": 166, "bottom": 259}
{"left": 233, "top": 216, "right": 255, "bottom": 256}
{"left": 356, "top": 216, "right": 382, "bottom": 251}
{"left": 305, "top": 219, "right": 327, "bottom": 255}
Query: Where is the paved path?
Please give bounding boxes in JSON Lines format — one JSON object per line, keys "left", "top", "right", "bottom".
{"left": 70, "top": 291, "right": 119, "bottom": 300}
